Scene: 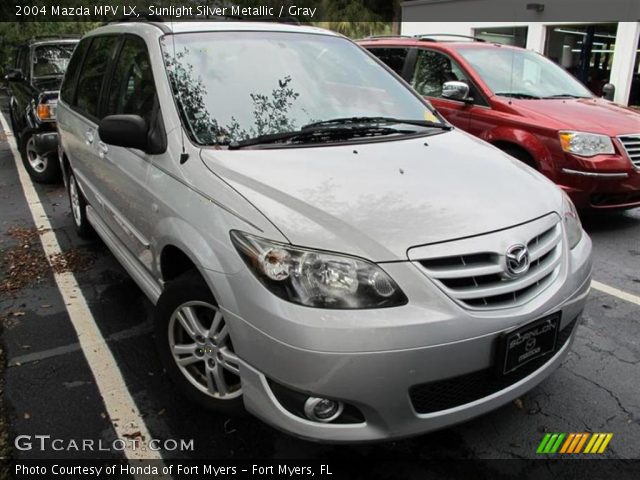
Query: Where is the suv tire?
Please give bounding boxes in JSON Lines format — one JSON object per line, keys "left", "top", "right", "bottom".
{"left": 20, "top": 133, "right": 61, "bottom": 184}
{"left": 155, "top": 271, "right": 244, "bottom": 414}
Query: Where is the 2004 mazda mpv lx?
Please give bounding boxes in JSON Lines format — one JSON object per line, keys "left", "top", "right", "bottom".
{"left": 57, "top": 21, "right": 592, "bottom": 442}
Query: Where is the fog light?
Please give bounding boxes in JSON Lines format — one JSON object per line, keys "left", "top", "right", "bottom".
{"left": 304, "top": 397, "right": 344, "bottom": 423}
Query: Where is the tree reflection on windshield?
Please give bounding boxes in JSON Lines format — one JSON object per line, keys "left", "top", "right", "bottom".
{"left": 226, "top": 75, "right": 302, "bottom": 141}
{"left": 164, "top": 46, "right": 304, "bottom": 144}
{"left": 162, "top": 31, "right": 430, "bottom": 147}
{"left": 163, "top": 47, "right": 222, "bottom": 144}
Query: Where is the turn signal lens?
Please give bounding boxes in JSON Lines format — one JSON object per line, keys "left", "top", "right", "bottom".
{"left": 36, "top": 103, "right": 56, "bottom": 121}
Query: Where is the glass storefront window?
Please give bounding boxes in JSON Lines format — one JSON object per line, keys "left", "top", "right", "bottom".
{"left": 629, "top": 34, "right": 640, "bottom": 107}
{"left": 545, "top": 23, "right": 617, "bottom": 97}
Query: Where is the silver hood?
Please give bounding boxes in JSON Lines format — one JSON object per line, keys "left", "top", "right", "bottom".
{"left": 200, "top": 130, "right": 562, "bottom": 261}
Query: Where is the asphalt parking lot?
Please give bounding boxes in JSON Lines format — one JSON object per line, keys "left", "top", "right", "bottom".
{"left": 0, "top": 94, "right": 639, "bottom": 468}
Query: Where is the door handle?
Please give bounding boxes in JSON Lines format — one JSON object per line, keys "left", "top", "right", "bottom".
{"left": 85, "top": 130, "right": 94, "bottom": 145}
{"left": 98, "top": 142, "right": 108, "bottom": 159}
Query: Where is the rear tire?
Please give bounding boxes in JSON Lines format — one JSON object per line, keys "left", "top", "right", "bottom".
{"left": 154, "top": 271, "right": 244, "bottom": 414}
{"left": 20, "top": 133, "right": 61, "bottom": 184}
{"left": 67, "top": 171, "right": 94, "bottom": 239}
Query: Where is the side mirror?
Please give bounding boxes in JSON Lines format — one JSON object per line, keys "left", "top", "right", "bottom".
{"left": 442, "top": 81, "right": 472, "bottom": 102}
{"left": 98, "top": 115, "right": 149, "bottom": 151}
{"left": 5, "top": 70, "right": 23, "bottom": 82}
{"left": 602, "top": 83, "right": 615, "bottom": 101}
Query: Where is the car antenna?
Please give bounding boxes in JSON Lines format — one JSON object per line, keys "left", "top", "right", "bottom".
{"left": 170, "top": 20, "right": 189, "bottom": 164}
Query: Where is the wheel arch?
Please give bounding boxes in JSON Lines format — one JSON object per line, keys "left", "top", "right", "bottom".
{"left": 480, "top": 126, "right": 556, "bottom": 176}
{"left": 155, "top": 219, "right": 245, "bottom": 302}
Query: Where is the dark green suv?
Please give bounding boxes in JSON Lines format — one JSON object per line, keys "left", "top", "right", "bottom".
{"left": 6, "top": 37, "right": 78, "bottom": 183}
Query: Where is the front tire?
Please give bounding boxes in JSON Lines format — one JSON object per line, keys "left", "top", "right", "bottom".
{"left": 154, "top": 272, "right": 244, "bottom": 414}
{"left": 20, "top": 133, "right": 61, "bottom": 184}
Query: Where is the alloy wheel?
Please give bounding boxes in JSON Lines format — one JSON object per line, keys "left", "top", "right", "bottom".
{"left": 69, "top": 175, "right": 82, "bottom": 227}
{"left": 26, "top": 137, "right": 48, "bottom": 173}
{"left": 168, "top": 301, "right": 242, "bottom": 399}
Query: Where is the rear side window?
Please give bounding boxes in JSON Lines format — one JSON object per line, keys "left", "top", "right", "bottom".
{"left": 18, "top": 47, "right": 30, "bottom": 78}
{"left": 33, "top": 44, "right": 76, "bottom": 78}
{"left": 60, "top": 39, "right": 89, "bottom": 104}
{"left": 14, "top": 47, "right": 24, "bottom": 70}
{"left": 367, "top": 48, "right": 409, "bottom": 76}
{"left": 75, "top": 36, "right": 119, "bottom": 119}
{"left": 105, "top": 36, "right": 157, "bottom": 122}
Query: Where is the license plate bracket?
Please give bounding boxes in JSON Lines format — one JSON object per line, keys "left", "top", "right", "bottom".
{"left": 498, "top": 313, "right": 561, "bottom": 375}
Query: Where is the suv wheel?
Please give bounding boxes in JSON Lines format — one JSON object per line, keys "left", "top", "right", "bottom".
{"left": 67, "top": 172, "right": 94, "bottom": 238}
{"left": 21, "top": 134, "right": 61, "bottom": 183}
{"left": 155, "top": 272, "right": 244, "bottom": 413}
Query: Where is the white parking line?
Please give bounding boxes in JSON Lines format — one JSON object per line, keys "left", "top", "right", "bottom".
{"left": 592, "top": 280, "right": 640, "bottom": 307}
{"left": 0, "top": 111, "right": 163, "bottom": 463}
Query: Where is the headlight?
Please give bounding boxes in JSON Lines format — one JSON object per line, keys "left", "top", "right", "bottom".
{"left": 562, "top": 192, "right": 583, "bottom": 249}
{"left": 36, "top": 102, "right": 56, "bottom": 121}
{"left": 231, "top": 231, "right": 407, "bottom": 309}
{"left": 559, "top": 131, "right": 614, "bottom": 157}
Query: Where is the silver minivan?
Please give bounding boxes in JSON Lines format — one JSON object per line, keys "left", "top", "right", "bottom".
{"left": 57, "top": 21, "right": 592, "bottom": 442}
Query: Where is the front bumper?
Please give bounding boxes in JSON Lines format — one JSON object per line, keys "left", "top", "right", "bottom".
{"left": 558, "top": 153, "right": 640, "bottom": 209}
{"left": 205, "top": 232, "right": 592, "bottom": 442}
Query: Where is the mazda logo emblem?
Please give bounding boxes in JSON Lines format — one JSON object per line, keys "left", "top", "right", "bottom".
{"left": 505, "top": 244, "right": 530, "bottom": 277}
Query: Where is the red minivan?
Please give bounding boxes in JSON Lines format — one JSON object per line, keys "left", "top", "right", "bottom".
{"left": 360, "top": 36, "right": 640, "bottom": 210}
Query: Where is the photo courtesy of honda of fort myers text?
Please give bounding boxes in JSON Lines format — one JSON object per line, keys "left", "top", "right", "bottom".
{"left": 1, "top": 0, "right": 640, "bottom": 479}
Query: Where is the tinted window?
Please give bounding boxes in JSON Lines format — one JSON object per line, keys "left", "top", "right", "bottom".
{"left": 367, "top": 48, "right": 409, "bottom": 76}
{"left": 106, "top": 36, "right": 157, "bottom": 122}
{"left": 60, "top": 39, "right": 89, "bottom": 104}
{"left": 411, "top": 50, "right": 471, "bottom": 98}
{"left": 19, "top": 47, "right": 30, "bottom": 78}
{"left": 14, "top": 48, "right": 24, "bottom": 70}
{"left": 75, "top": 36, "right": 119, "bottom": 118}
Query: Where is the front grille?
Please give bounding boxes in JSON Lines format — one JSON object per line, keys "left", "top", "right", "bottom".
{"left": 417, "top": 219, "right": 562, "bottom": 310}
{"left": 619, "top": 134, "right": 640, "bottom": 168}
{"left": 409, "top": 317, "right": 578, "bottom": 414}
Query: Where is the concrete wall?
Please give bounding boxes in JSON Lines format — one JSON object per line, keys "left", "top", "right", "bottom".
{"left": 401, "top": 0, "right": 639, "bottom": 22}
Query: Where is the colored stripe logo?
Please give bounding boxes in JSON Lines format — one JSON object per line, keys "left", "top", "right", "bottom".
{"left": 537, "top": 433, "right": 612, "bottom": 454}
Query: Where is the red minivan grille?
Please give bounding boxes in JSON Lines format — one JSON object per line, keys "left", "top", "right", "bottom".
{"left": 619, "top": 134, "right": 640, "bottom": 168}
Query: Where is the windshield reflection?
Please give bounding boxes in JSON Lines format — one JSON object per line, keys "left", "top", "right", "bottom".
{"left": 457, "top": 46, "right": 593, "bottom": 99}
{"left": 162, "top": 31, "right": 434, "bottom": 146}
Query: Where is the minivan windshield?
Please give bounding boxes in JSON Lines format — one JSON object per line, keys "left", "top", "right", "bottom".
{"left": 456, "top": 46, "right": 593, "bottom": 100}
{"left": 161, "top": 31, "right": 443, "bottom": 146}
{"left": 33, "top": 44, "right": 76, "bottom": 78}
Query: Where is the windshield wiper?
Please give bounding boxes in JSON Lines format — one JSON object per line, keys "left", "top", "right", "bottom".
{"left": 301, "top": 116, "right": 452, "bottom": 131}
{"left": 227, "top": 124, "right": 419, "bottom": 150}
{"left": 542, "top": 94, "right": 589, "bottom": 99}
{"left": 495, "top": 92, "right": 541, "bottom": 99}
